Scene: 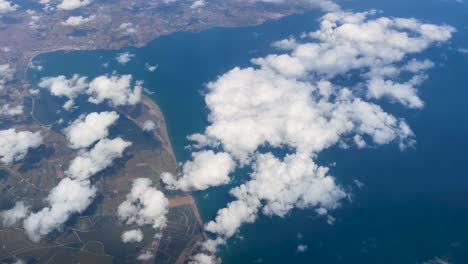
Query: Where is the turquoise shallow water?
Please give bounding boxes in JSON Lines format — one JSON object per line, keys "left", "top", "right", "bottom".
{"left": 29, "top": 0, "right": 468, "bottom": 263}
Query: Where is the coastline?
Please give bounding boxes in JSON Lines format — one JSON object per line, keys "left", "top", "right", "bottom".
{"left": 22, "top": 45, "right": 206, "bottom": 263}
{"left": 7, "top": 9, "right": 317, "bottom": 261}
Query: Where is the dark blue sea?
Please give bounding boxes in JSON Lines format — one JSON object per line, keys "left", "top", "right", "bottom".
{"left": 29, "top": 0, "right": 468, "bottom": 263}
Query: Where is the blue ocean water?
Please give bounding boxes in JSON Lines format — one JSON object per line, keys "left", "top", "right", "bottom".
{"left": 29, "top": 0, "right": 468, "bottom": 263}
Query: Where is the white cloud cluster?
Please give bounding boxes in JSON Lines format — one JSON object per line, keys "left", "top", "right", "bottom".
{"left": 145, "top": 63, "right": 158, "bottom": 72}
{"left": 137, "top": 251, "right": 154, "bottom": 261}
{"left": 206, "top": 153, "right": 346, "bottom": 237}
{"left": 64, "top": 111, "right": 119, "bottom": 149}
{"left": 118, "top": 178, "right": 169, "bottom": 240}
{"left": 57, "top": 0, "right": 92, "bottom": 10}
{"left": 162, "top": 150, "right": 235, "bottom": 191}
{"left": 189, "top": 253, "right": 220, "bottom": 264}
{"left": 39, "top": 74, "right": 143, "bottom": 108}
{"left": 121, "top": 229, "right": 143, "bottom": 243}
{"left": 118, "top": 23, "right": 137, "bottom": 35}
{"left": 192, "top": 68, "right": 414, "bottom": 164}
{"left": 190, "top": 0, "right": 206, "bottom": 9}
{"left": 23, "top": 138, "right": 131, "bottom": 242}
{"left": 366, "top": 75, "right": 425, "bottom": 109}
{"left": 116, "top": 52, "right": 134, "bottom": 65}
{"left": 421, "top": 257, "right": 451, "bottom": 264}
{"left": 296, "top": 244, "right": 308, "bottom": 253}
{"left": 27, "top": 9, "right": 42, "bottom": 29}
{"left": 0, "top": 0, "right": 18, "bottom": 14}
{"left": 142, "top": 120, "right": 157, "bottom": 132}
{"left": 0, "top": 64, "right": 14, "bottom": 90}
{"left": 38, "top": 0, "right": 51, "bottom": 6}
{"left": 166, "top": 9, "right": 454, "bottom": 256}
{"left": 252, "top": 11, "right": 454, "bottom": 108}
{"left": 1, "top": 202, "right": 30, "bottom": 227}
{"left": 62, "top": 15, "right": 95, "bottom": 26}
{"left": 87, "top": 75, "right": 142, "bottom": 106}
{"left": 0, "top": 104, "right": 23, "bottom": 116}
{"left": 23, "top": 177, "right": 96, "bottom": 241}
{"left": 65, "top": 138, "right": 131, "bottom": 181}
{"left": 38, "top": 74, "right": 88, "bottom": 110}
{"left": 253, "top": 0, "right": 339, "bottom": 12}
{"left": 0, "top": 129, "right": 43, "bottom": 164}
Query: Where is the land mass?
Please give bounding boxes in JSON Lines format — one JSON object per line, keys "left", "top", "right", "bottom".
{"left": 0, "top": 0, "right": 319, "bottom": 263}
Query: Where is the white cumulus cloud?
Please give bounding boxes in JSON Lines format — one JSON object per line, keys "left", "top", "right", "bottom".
{"left": 118, "top": 178, "right": 169, "bottom": 238}
{"left": 0, "top": 0, "right": 18, "bottom": 14}
{"left": 38, "top": 74, "right": 88, "bottom": 110}
{"left": 62, "top": 15, "right": 95, "bottom": 26}
{"left": 1, "top": 202, "right": 30, "bottom": 227}
{"left": 23, "top": 137, "right": 131, "bottom": 242}
{"left": 0, "top": 64, "right": 14, "bottom": 90}
{"left": 0, "top": 104, "right": 23, "bottom": 116}
{"left": 57, "top": 0, "right": 92, "bottom": 10}
{"left": 66, "top": 138, "right": 131, "bottom": 181}
{"left": 142, "top": 120, "right": 157, "bottom": 132}
{"left": 0, "top": 129, "right": 43, "bottom": 164}
{"left": 162, "top": 150, "right": 235, "bottom": 191}
{"left": 121, "top": 229, "right": 143, "bottom": 243}
{"left": 116, "top": 52, "right": 134, "bottom": 65}
{"left": 177, "top": 8, "right": 454, "bottom": 257}
{"left": 64, "top": 111, "right": 119, "bottom": 149}
{"left": 87, "top": 74, "right": 142, "bottom": 106}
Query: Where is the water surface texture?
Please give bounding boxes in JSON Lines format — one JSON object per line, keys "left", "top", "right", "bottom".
{"left": 30, "top": 0, "right": 468, "bottom": 263}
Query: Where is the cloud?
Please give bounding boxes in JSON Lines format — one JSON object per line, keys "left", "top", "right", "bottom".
{"left": 0, "top": 104, "right": 23, "bottom": 116}
{"left": 271, "top": 38, "right": 298, "bottom": 50}
{"left": 191, "top": 68, "right": 414, "bottom": 164}
{"left": 118, "top": 178, "right": 169, "bottom": 237}
{"left": 23, "top": 137, "right": 131, "bottom": 242}
{"left": 189, "top": 253, "right": 220, "bottom": 264}
{"left": 66, "top": 138, "right": 131, "bottom": 181}
{"left": 421, "top": 257, "right": 451, "bottom": 264}
{"left": 12, "top": 259, "right": 25, "bottom": 264}
{"left": 162, "top": 150, "right": 235, "bottom": 191}
{"left": 38, "top": 0, "right": 51, "bottom": 5}
{"left": 205, "top": 153, "right": 346, "bottom": 238}
{"left": 173, "top": 9, "right": 454, "bottom": 256}
{"left": 366, "top": 76, "right": 425, "bottom": 109}
{"left": 0, "top": 129, "right": 43, "bottom": 164}
{"left": 64, "top": 111, "right": 119, "bottom": 149}
{"left": 145, "top": 63, "right": 158, "bottom": 72}
{"left": 353, "top": 135, "right": 367, "bottom": 149}
{"left": 87, "top": 74, "right": 142, "bottom": 106}
{"left": 118, "top": 23, "right": 137, "bottom": 35}
{"left": 233, "top": 153, "right": 346, "bottom": 217}
{"left": 142, "top": 120, "right": 157, "bottom": 132}
{"left": 252, "top": 0, "right": 339, "bottom": 12}
{"left": 403, "top": 59, "right": 434, "bottom": 73}
{"left": 137, "top": 251, "right": 153, "bottom": 261}
{"left": 205, "top": 200, "right": 258, "bottom": 238}
{"left": 62, "top": 15, "right": 95, "bottom": 26}
{"left": 38, "top": 74, "right": 88, "bottom": 110}
{"left": 190, "top": 0, "right": 206, "bottom": 9}
{"left": 0, "top": 64, "right": 14, "bottom": 90}
{"left": 0, "top": 0, "right": 18, "bottom": 14}
{"left": 121, "top": 229, "right": 143, "bottom": 243}
{"left": 116, "top": 52, "right": 135, "bottom": 65}
{"left": 57, "top": 0, "right": 92, "bottom": 10}
{"left": 23, "top": 178, "right": 96, "bottom": 242}
{"left": 39, "top": 74, "right": 143, "bottom": 108}
{"left": 1, "top": 202, "right": 30, "bottom": 227}
{"left": 296, "top": 244, "right": 308, "bottom": 253}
